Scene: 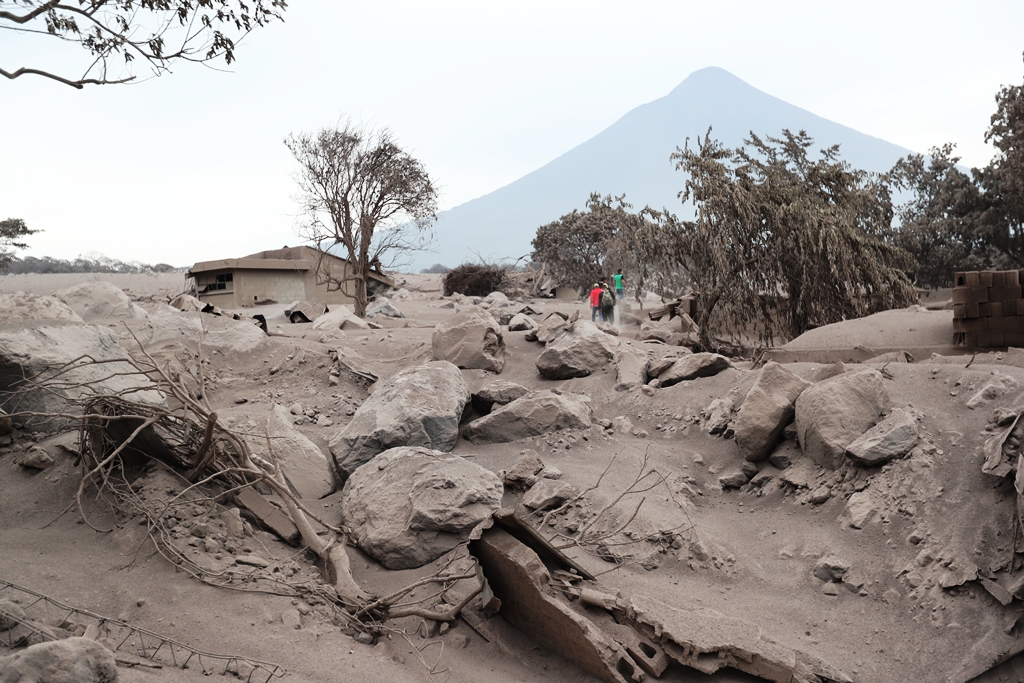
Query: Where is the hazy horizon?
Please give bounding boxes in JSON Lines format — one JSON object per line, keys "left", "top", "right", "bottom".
{"left": 2, "top": 0, "right": 1023, "bottom": 266}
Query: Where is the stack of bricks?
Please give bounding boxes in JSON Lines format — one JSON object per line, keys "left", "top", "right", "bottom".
{"left": 953, "top": 270, "right": 1024, "bottom": 347}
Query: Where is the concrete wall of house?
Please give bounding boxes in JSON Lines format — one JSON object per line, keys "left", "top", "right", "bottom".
{"left": 201, "top": 290, "right": 237, "bottom": 308}
{"left": 304, "top": 259, "right": 362, "bottom": 305}
{"left": 194, "top": 269, "right": 238, "bottom": 308}
{"left": 234, "top": 270, "right": 307, "bottom": 308}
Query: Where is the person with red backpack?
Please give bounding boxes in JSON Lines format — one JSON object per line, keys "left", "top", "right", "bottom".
{"left": 589, "top": 282, "right": 603, "bottom": 321}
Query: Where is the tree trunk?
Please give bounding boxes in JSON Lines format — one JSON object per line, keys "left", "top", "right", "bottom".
{"left": 353, "top": 269, "right": 368, "bottom": 317}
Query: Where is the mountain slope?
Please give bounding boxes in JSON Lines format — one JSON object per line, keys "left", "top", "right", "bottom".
{"left": 417, "top": 67, "right": 916, "bottom": 269}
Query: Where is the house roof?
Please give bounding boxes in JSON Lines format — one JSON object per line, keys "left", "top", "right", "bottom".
{"left": 188, "top": 258, "right": 311, "bottom": 275}
{"left": 187, "top": 245, "right": 395, "bottom": 286}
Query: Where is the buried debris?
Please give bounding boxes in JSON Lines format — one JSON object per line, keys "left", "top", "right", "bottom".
{"left": 982, "top": 411, "right": 1024, "bottom": 478}
{"left": 0, "top": 579, "right": 283, "bottom": 681}
{"left": 626, "top": 595, "right": 852, "bottom": 683}
{"left": 469, "top": 526, "right": 642, "bottom": 683}
{"left": 463, "top": 509, "right": 848, "bottom": 683}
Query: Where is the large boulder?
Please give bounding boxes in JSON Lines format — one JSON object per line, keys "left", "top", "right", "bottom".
{"left": 168, "top": 293, "right": 206, "bottom": 312}
{"left": 0, "top": 637, "right": 117, "bottom": 683}
{"left": 53, "top": 281, "right": 148, "bottom": 321}
{"left": 311, "top": 305, "right": 371, "bottom": 331}
{"left": 218, "top": 403, "right": 335, "bottom": 499}
{"left": 122, "top": 311, "right": 268, "bottom": 355}
{"left": 329, "top": 361, "right": 470, "bottom": 478}
{"left": 365, "top": 297, "right": 404, "bottom": 319}
{"left": 431, "top": 307, "right": 505, "bottom": 373}
{"left": 0, "top": 324, "right": 162, "bottom": 429}
{"left": 614, "top": 348, "right": 648, "bottom": 392}
{"left": 658, "top": 353, "right": 732, "bottom": 387}
{"left": 639, "top": 319, "right": 682, "bottom": 345}
{"left": 507, "top": 313, "right": 538, "bottom": 331}
{"left": 734, "top": 362, "right": 811, "bottom": 462}
{"left": 481, "top": 291, "right": 511, "bottom": 308}
{"left": 286, "top": 301, "right": 328, "bottom": 323}
{"left": 0, "top": 291, "right": 84, "bottom": 323}
{"left": 536, "top": 321, "right": 619, "bottom": 379}
{"left": 845, "top": 408, "right": 918, "bottom": 466}
{"left": 795, "top": 369, "right": 891, "bottom": 469}
{"left": 341, "top": 447, "right": 502, "bottom": 569}
{"left": 472, "top": 380, "right": 529, "bottom": 414}
{"left": 462, "top": 390, "right": 592, "bottom": 444}
{"left": 535, "top": 315, "right": 568, "bottom": 344}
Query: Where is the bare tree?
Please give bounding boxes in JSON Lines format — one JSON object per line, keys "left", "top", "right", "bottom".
{"left": 0, "top": 0, "right": 285, "bottom": 89}
{"left": 285, "top": 121, "right": 439, "bottom": 317}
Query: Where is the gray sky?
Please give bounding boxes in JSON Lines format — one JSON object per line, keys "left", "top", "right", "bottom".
{"left": 2, "top": 0, "right": 1023, "bottom": 267}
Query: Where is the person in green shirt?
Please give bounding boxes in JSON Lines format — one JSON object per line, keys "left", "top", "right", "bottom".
{"left": 613, "top": 269, "right": 626, "bottom": 300}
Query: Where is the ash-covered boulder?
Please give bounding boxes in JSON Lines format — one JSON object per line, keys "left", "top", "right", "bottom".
{"left": 122, "top": 310, "right": 268, "bottom": 355}
{"left": 813, "top": 556, "right": 850, "bottom": 582}
{"left": 0, "top": 637, "right": 117, "bottom": 683}
{"left": 658, "top": 353, "right": 732, "bottom": 387}
{"left": 431, "top": 306, "right": 505, "bottom": 373}
{"left": 53, "top": 280, "right": 148, "bottom": 321}
{"left": 482, "top": 291, "right": 511, "bottom": 307}
{"left": 843, "top": 491, "right": 878, "bottom": 528}
{"left": 311, "top": 305, "right": 371, "bottom": 331}
{"left": 329, "top": 361, "right": 470, "bottom": 478}
{"left": 507, "top": 312, "right": 538, "bottom": 331}
{"left": 462, "top": 390, "right": 592, "bottom": 444}
{"left": 365, "top": 296, "right": 404, "bottom": 319}
{"left": 219, "top": 403, "right": 335, "bottom": 499}
{"left": 0, "top": 291, "right": 84, "bottom": 323}
{"left": 534, "top": 314, "right": 568, "bottom": 344}
{"left": 845, "top": 408, "right": 918, "bottom": 466}
{"left": 472, "top": 380, "right": 529, "bottom": 414}
{"left": 639, "top": 319, "right": 681, "bottom": 344}
{"left": 734, "top": 362, "right": 811, "bottom": 462}
{"left": 0, "top": 324, "right": 162, "bottom": 430}
{"left": 536, "top": 320, "right": 618, "bottom": 379}
{"left": 719, "top": 470, "right": 750, "bottom": 489}
{"left": 522, "top": 478, "right": 575, "bottom": 510}
{"left": 795, "top": 369, "right": 891, "bottom": 469}
{"left": 168, "top": 293, "right": 205, "bottom": 312}
{"left": 341, "top": 447, "right": 502, "bottom": 569}
{"left": 614, "top": 348, "right": 648, "bottom": 392}
{"left": 502, "top": 450, "right": 545, "bottom": 489}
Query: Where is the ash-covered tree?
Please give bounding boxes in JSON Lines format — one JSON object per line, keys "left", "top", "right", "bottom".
{"left": 531, "top": 193, "right": 659, "bottom": 295}
{"left": 983, "top": 54, "right": 1024, "bottom": 259}
{"left": 886, "top": 55, "right": 1024, "bottom": 283}
{"left": 0, "top": 218, "right": 38, "bottom": 271}
{"left": 286, "top": 121, "right": 438, "bottom": 317}
{"left": 0, "top": 0, "right": 285, "bottom": 88}
{"left": 886, "top": 144, "right": 995, "bottom": 288}
{"left": 671, "top": 129, "right": 917, "bottom": 351}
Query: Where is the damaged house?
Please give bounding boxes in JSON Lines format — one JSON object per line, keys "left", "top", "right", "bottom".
{"left": 188, "top": 245, "right": 394, "bottom": 309}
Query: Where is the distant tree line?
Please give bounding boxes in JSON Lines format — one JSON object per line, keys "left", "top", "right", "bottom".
{"left": 4, "top": 254, "right": 179, "bottom": 275}
{"left": 532, "top": 54, "right": 1024, "bottom": 351}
